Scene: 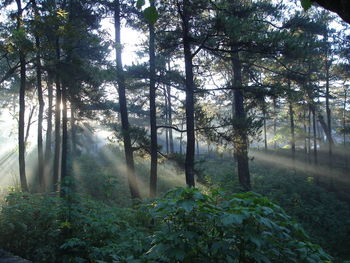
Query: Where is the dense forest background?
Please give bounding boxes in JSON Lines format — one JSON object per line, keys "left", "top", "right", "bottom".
{"left": 0, "top": 0, "right": 350, "bottom": 262}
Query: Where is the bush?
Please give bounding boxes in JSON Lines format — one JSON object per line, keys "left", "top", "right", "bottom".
{"left": 147, "top": 187, "right": 332, "bottom": 263}
{"left": 0, "top": 190, "right": 150, "bottom": 263}
{"left": 0, "top": 187, "right": 333, "bottom": 263}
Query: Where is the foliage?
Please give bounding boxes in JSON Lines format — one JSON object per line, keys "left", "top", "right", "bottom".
{"left": 197, "top": 155, "right": 350, "bottom": 260}
{"left": 0, "top": 187, "right": 335, "bottom": 263}
{"left": 251, "top": 165, "right": 350, "bottom": 260}
{"left": 147, "top": 187, "right": 332, "bottom": 263}
{"left": 0, "top": 190, "right": 151, "bottom": 263}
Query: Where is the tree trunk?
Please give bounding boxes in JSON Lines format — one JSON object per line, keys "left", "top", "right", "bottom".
{"left": 289, "top": 101, "right": 295, "bottom": 163}
{"left": 114, "top": 0, "right": 141, "bottom": 199}
{"left": 324, "top": 32, "right": 333, "bottom": 159}
{"left": 180, "top": 122, "right": 183, "bottom": 154}
{"left": 196, "top": 135, "right": 200, "bottom": 156}
{"left": 149, "top": 2, "right": 158, "bottom": 198}
{"left": 317, "top": 113, "right": 333, "bottom": 144}
{"left": 167, "top": 83, "right": 174, "bottom": 153}
{"left": 312, "top": 108, "right": 318, "bottom": 165}
{"left": 308, "top": 108, "right": 311, "bottom": 163}
{"left": 60, "top": 83, "right": 68, "bottom": 197}
{"left": 70, "top": 104, "right": 77, "bottom": 157}
{"left": 53, "top": 37, "right": 61, "bottom": 192}
{"left": 45, "top": 73, "right": 53, "bottom": 177}
{"left": 32, "top": 0, "right": 45, "bottom": 191}
{"left": 273, "top": 98, "right": 277, "bottom": 149}
{"left": 164, "top": 89, "right": 169, "bottom": 154}
{"left": 181, "top": 0, "right": 195, "bottom": 187}
{"left": 24, "top": 105, "right": 35, "bottom": 146}
{"left": 263, "top": 104, "right": 267, "bottom": 151}
{"left": 16, "top": 0, "right": 28, "bottom": 192}
{"left": 231, "top": 47, "right": 250, "bottom": 191}
{"left": 303, "top": 108, "right": 307, "bottom": 157}
{"left": 343, "top": 88, "right": 347, "bottom": 147}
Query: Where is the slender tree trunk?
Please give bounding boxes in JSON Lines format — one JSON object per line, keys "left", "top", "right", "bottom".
{"left": 60, "top": 83, "right": 68, "bottom": 197}
{"left": 263, "top": 105, "right": 267, "bottom": 151}
{"left": 308, "top": 108, "right": 311, "bottom": 163}
{"left": 164, "top": 89, "right": 169, "bottom": 154}
{"left": 196, "top": 134, "right": 200, "bottom": 156}
{"left": 180, "top": 121, "right": 184, "bottom": 154}
{"left": 324, "top": 32, "right": 333, "bottom": 159}
{"left": 16, "top": 0, "right": 28, "bottom": 192}
{"left": 344, "top": 89, "right": 348, "bottom": 172}
{"left": 312, "top": 108, "right": 318, "bottom": 165}
{"left": 149, "top": 2, "right": 158, "bottom": 197}
{"left": 70, "top": 104, "right": 77, "bottom": 157}
{"left": 32, "top": 0, "right": 45, "bottom": 191}
{"left": 53, "top": 37, "right": 61, "bottom": 192}
{"left": 231, "top": 46, "right": 250, "bottom": 191}
{"left": 343, "top": 88, "right": 347, "bottom": 147}
{"left": 273, "top": 98, "right": 277, "bottom": 149}
{"left": 167, "top": 83, "right": 174, "bottom": 153}
{"left": 317, "top": 113, "right": 333, "bottom": 145}
{"left": 114, "top": 0, "right": 140, "bottom": 199}
{"left": 303, "top": 108, "right": 307, "bottom": 156}
{"left": 289, "top": 101, "right": 295, "bottom": 163}
{"left": 24, "top": 106, "right": 36, "bottom": 146}
{"left": 181, "top": 0, "right": 195, "bottom": 187}
{"left": 45, "top": 73, "right": 53, "bottom": 178}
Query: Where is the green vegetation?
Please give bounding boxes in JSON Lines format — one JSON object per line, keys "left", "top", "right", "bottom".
{"left": 0, "top": 0, "right": 350, "bottom": 261}
{"left": 196, "top": 153, "right": 350, "bottom": 260}
{"left": 0, "top": 187, "right": 334, "bottom": 263}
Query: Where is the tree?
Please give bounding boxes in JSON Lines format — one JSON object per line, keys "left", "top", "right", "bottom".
{"left": 114, "top": 0, "right": 141, "bottom": 199}
{"left": 148, "top": 0, "right": 158, "bottom": 197}
{"left": 15, "top": 0, "right": 29, "bottom": 192}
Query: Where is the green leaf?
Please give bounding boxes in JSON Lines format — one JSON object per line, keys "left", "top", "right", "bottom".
{"left": 144, "top": 6, "right": 158, "bottom": 25}
{"left": 221, "top": 213, "right": 245, "bottom": 225}
{"left": 136, "top": 0, "right": 145, "bottom": 9}
{"left": 177, "top": 199, "right": 195, "bottom": 212}
{"left": 300, "top": 0, "right": 312, "bottom": 10}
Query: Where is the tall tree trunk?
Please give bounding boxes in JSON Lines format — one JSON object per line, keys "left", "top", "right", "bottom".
{"left": 16, "top": 0, "right": 28, "bottom": 192}
{"left": 181, "top": 0, "right": 195, "bottom": 187}
{"left": 60, "top": 83, "right": 68, "bottom": 197}
{"left": 324, "top": 32, "right": 333, "bottom": 159}
{"left": 289, "top": 101, "right": 296, "bottom": 163}
{"left": 24, "top": 105, "right": 36, "bottom": 146}
{"left": 308, "top": 108, "right": 311, "bottom": 163}
{"left": 164, "top": 89, "right": 169, "bottom": 154}
{"left": 303, "top": 108, "right": 307, "bottom": 157}
{"left": 273, "top": 98, "right": 277, "bottom": 149}
{"left": 180, "top": 122, "right": 183, "bottom": 154}
{"left": 45, "top": 73, "right": 53, "bottom": 178}
{"left": 149, "top": 2, "right": 158, "bottom": 198}
{"left": 231, "top": 47, "right": 250, "bottom": 191}
{"left": 312, "top": 108, "right": 318, "bottom": 165}
{"left": 114, "top": 0, "right": 141, "bottom": 199}
{"left": 317, "top": 113, "right": 332, "bottom": 143}
{"left": 167, "top": 84, "right": 174, "bottom": 153}
{"left": 53, "top": 37, "right": 61, "bottom": 192}
{"left": 263, "top": 104, "right": 267, "bottom": 151}
{"left": 196, "top": 135, "right": 200, "bottom": 156}
{"left": 70, "top": 104, "right": 77, "bottom": 157}
{"left": 343, "top": 88, "right": 347, "bottom": 147}
{"left": 32, "top": 0, "right": 45, "bottom": 191}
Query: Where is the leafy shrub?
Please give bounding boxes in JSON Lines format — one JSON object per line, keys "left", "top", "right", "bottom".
{"left": 0, "top": 190, "right": 150, "bottom": 263}
{"left": 0, "top": 187, "right": 334, "bottom": 263}
{"left": 0, "top": 191, "right": 61, "bottom": 262}
{"left": 147, "top": 187, "right": 332, "bottom": 263}
{"left": 251, "top": 165, "right": 350, "bottom": 259}
{"left": 197, "top": 155, "right": 350, "bottom": 260}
